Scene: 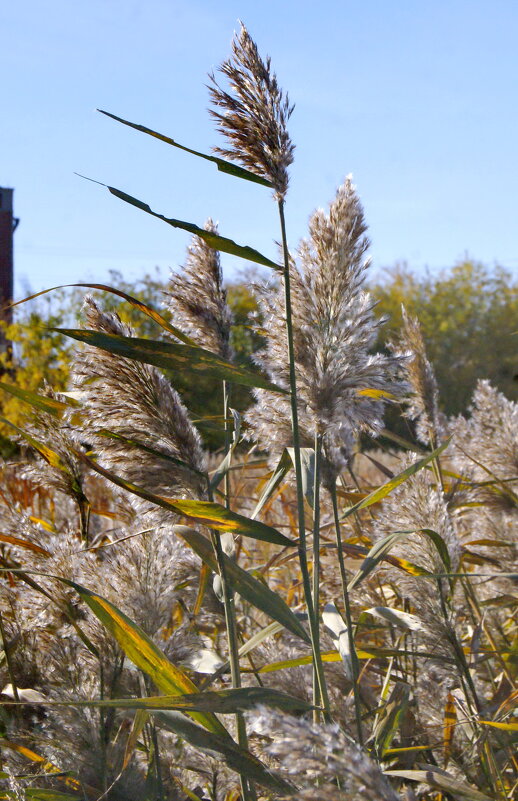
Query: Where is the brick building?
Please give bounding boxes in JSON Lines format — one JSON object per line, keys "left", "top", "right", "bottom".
{"left": 0, "top": 188, "right": 19, "bottom": 354}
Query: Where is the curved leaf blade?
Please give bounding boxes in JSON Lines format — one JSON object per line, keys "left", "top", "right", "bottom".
{"left": 79, "top": 452, "right": 294, "bottom": 547}
{"left": 287, "top": 447, "right": 315, "bottom": 508}
{"left": 153, "top": 710, "right": 294, "bottom": 794}
{"left": 342, "top": 440, "right": 450, "bottom": 521}
{"left": 98, "top": 109, "right": 274, "bottom": 187}
{"left": 10, "top": 283, "right": 195, "bottom": 345}
{"left": 175, "top": 526, "right": 308, "bottom": 642}
{"left": 53, "top": 328, "right": 286, "bottom": 393}
{"left": 171, "top": 501, "right": 294, "bottom": 546}
{"left": 252, "top": 647, "right": 456, "bottom": 674}
{"left": 0, "top": 383, "right": 75, "bottom": 417}
{"left": 23, "top": 687, "right": 312, "bottom": 715}
{"left": 60, "top": 578, "right": 229, "bottom": 738}
{"left": 348, "top": 528, "right": 449, "bottom": 591}
{"left": 107, "top": 185, "right": 281, "bottom": 270}
{"left": 251, "top": 449, "right": 292, "bottom": 519}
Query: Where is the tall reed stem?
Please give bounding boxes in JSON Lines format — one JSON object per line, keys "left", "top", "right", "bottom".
{"left": 330, "top": 486, "right": 364, "bottom": 745}
{"left": 0, "top": 611, "right": 18, "bottom": 704}
{"left": 210, "top": 529, "right": 254, "bottom": 801}
{"left": 208, "top": 384, "right": 254, "bottom": 801}
{"left": 312, "top": 431, "right": 323, "bottom": 719}
{"left": 223, "top": 379, "right": 232, "bottom": 510}
{"left": 277, "top": 198, "right": 331, "bottom": 722}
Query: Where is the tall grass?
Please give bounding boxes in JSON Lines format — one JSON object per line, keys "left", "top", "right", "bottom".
{"left": 0, "top": 23, "right": 516, "bottom": 801}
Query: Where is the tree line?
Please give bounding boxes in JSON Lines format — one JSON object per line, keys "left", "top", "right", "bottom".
{"left": 1, "top": 259, "right": 516, "bottom": 452}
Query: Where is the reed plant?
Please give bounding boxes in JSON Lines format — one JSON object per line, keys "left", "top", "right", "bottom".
{"left": 0, "top": 23, "right": 516, "bottom": 801}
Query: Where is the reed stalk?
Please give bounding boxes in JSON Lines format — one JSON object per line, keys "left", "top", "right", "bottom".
{"left": 330, "top": 485, "right": 364, "bottom": 745}
{"left": 223, "top": 379, "right": 232, "bottom": 510}
{"left": 278, "top": 198, "right": 331, "bottom": 723}
{"left": 0, "top": 611, "right": 18, "bottom": 705}
{"left": 312, "top": 431, "right": 323, "bottom": 720}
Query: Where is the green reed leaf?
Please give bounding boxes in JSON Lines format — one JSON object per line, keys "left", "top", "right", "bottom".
{"left": 252, "top": 647, "right": 456, "bottom": 674}
{"left": 21, "top": 792, "right": 80, "bottom": 801}
{"left": 79, "top": 453, "right": 294, "bottom": 546}
{"left": 164, "top": 500, "right": 295, "bottom": 545}
{"left": 98, "top": 109, "right": 274, "bottom": 187}
{"left": 373, "top": 682, "right": 410, "bottom": 757}
{"left": 24, "top": 687, "right": 312, "bottom": 715}
{"left": 342, "top": 439, "right": 451, "bottom": 521}
{"left": 251, "top": 449, "right": 292, "bottom": 519}
{"left": 122, "top": 708, "right": 149, "bottom": 771}
{"left": 105, "top": 185, "right": 281, "bottom": 269}
{"left": 153, "top": 710, "right": 295, "bottom": 794}
{"left": 10, "top": 283, "right": 195, "bottom": 345}
{"left": 53, "top": 328, "right": 286, "bottom": 393}
{"left": 287, "top": 447, "right": 315, "bottom": 508}
{"left": 22, "top": 792, "right": 81, "bottom": 801}
{"left": 175, "top": 526, "right": 309, "bottom": 642}
{"left": 348, "top": 527, "right": 450, "bottom": 591}
{"left": 0, "top": 383, "right": 76, "bottom": 417}
{"left": 60, "top": 579, "right": 229, "bottom": 738}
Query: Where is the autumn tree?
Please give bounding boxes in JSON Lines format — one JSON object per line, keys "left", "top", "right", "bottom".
{"left": 372, "top": 259, "right": 518, "bottom": 415}
{"left": 3, "top": 259, "right": 516, "bottom": 455}
{"left": 0, "top": 271, "right": 264, "bottom": 452}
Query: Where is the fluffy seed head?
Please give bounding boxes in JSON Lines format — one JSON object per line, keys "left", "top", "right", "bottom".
{"left": 165, "top": 220, "right": 233, "bottom": 359}
{"left": 71, "top": 297, "right": 207, "bottom": 521}
{"left": 250, "top": 707, "right": 399, "bottom": 801}
{"left": 392, "top": 306, "right": 444, "bottom": 445}
{"left": 209, "top": 23, "right": 295, "bottom": 199}
{"left": 247, "top": 178, "right": 407, "bottom": 484}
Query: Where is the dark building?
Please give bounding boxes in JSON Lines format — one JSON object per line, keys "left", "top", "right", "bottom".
{"left": 0, "top": 188, "right": 19, "bottom": 355}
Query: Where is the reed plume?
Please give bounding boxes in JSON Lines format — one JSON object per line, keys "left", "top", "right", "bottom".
{"left": 451, "top": 379, "right": 518, "bottom": 483}
{"left": 209, "top": 22, "right": 294, "bottom": 199}
{"left": 391, "top": 306, "right": 445, "bottom": 446}
{"left": 165, "top": 220, "right": 233, "bottom": 360}
{"left": 250, "top": 707, "right": 399, "bottom": 801}
{"left": 248, "top": 177, "right": 406, "bottom": 485}
{"left": 71, "top": 297, "right": 207, "bottom": 517}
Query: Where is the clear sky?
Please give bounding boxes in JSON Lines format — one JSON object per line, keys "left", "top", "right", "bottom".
{"left": 2, "top": 0, "right": 518, "bottom": 297}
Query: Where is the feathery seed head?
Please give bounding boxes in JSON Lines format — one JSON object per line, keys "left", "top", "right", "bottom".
{"left": 392, "top": 306, "right": 444, "bottom": 445}
{"left": 248, "top": 178, "right": 407, "bottom": 484}
{"left": 451, "top": 379, "right": 518, "bottom": 481}
{"left": 165, "top": 220, "right": 233, "bottom": 359}
{"left": 250, "top": 707, "right": 399, "bottom": 800}
{"left": 209, "top": 23, "right": 294, "bottom": 199}
{"left": 72, "top": 297, "right": 207, "bottom": 520}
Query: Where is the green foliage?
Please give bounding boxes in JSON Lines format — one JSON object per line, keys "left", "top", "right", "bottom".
{"left": 0, "top": 290, "right": 79, "bottom": 454}
{"left": 0, "top": 272, "right": 263, "bottom": 452}
{"left": 4, "top": 260, "right": 517, "bottom": 453}
{"left": 372, "top": 260, "right": 518, "bottom": 416}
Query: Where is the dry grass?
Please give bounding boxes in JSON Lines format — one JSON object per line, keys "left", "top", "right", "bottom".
{"left": 0, "top": 22, "right": 516, "bottom": 801}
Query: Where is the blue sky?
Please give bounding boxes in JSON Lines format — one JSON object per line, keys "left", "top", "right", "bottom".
{"left": 2, "top": 0, "right": 518, "bottom": 296}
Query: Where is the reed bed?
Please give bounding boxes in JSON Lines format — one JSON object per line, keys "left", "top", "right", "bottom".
{"left": 0, "top": 24, "right": 516, "bottom": 801}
